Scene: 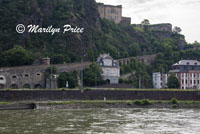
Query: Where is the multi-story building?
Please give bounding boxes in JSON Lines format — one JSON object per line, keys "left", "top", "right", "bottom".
{"left": 152, "top": 72, "right": 168, "bottom": 89}
{"left": 97, "top": 3, "right": 131, "bottom": 25}
{"left": 97, "top": 54, "right": 120, "bottom": 84}
{"left": 153, "top": 60, "right": 200, "bottom": 89}
{"left": 169, "top": 60, "right": 200, "bottom": 89}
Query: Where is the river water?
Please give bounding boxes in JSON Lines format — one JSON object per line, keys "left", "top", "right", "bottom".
{"left": 0, "top": 108, "right": 200, "bottom": 134}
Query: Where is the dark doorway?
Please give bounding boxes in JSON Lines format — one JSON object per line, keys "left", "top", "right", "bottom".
{"left": 106, "top": 79, "right": 110, "bottom": 84}
{"left": 0, "top": 84, "right": 4, "bottom": 89}
{"left": 23, "top": 84, "right": 31, "bottom": 89}
{"left": 34, "top": 84, "right": 42, "bottom": 89}
{"left": 10, "top": 84, "right": 18, "bottom": 89}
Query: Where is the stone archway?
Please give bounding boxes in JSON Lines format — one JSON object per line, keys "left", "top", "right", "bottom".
{"left": 0, "top": 84, "right": 4, "bottom": 89}
{"left": 23, "top": 84, "right": 31, "bottom": 89}
{"left": 34, "top": 84, "right": 42, "bottom": 89}
{"left": 106, "top": 79, "right": 110, "bottom": 84}
{"left": 10, "top": 84, "right": 18, "bottom": 89}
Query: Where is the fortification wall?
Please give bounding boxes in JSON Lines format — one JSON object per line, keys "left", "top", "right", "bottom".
{"left": 0, "top": 62, "right": 91, "bottom": 89}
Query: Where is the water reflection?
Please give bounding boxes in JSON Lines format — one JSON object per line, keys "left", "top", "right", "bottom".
{"left": 0, "top": 108, "right": 200, "bottom": 134}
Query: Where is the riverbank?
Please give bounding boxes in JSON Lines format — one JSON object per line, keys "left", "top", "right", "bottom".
{"left": 35, "top": 100, "right": 200, "bottom": 109}
{"left": 1, "top": 100, "right": 200, "bottom": 110}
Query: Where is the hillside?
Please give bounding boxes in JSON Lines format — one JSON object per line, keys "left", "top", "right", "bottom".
{"left": 0, "top": 0, "right": 188, "bottom": 66}
{"left": 0, "top": 0, "right": 200, "bottom": 88}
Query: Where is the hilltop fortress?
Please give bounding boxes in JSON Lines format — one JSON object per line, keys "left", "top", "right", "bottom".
{"left": 97, "top": 3, "right": 131, "bottom": 26}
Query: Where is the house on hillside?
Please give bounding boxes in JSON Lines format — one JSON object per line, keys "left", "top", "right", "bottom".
{"left": 97, "top": 54, "right": 120, "bottom": 84}
{"left": 153, "top": 60, "right": 200, "bottom": 89}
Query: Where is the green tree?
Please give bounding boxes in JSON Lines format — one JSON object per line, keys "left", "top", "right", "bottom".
{"left": 57, "top": 71, "right": 78, "bottom": 88}
{"left": 51, "top": 54, "right": 65, "bottom": 64}
{"left": 141, "top": 19, "right": 150, "bottom": 25}
{"left": 167, "top": 73, "right": 180, "bottom": 88}
{"left": 1, "top": 45, "right": 33, "bottom": 66}
{"left": 83, "top": 62, "right": 105, "bottom": 86}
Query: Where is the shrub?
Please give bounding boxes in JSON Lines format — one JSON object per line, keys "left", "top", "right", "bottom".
{"left": 171, "top": 98, "right": 178, "bottom": 104}
{"left": 142, "top": 99, "right": 151, "bottom": 105}
{"left": 134, "top": 100, "right": 142, "bottom": 105}
{"left": 134, "top": 99, "right": 152, "bottom": 106}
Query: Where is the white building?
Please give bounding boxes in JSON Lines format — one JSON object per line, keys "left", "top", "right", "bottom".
{"left": 152, "top": 72, "right": 162, "bottom": 89}
{"left": 97, "top": 54, "right": 120, "bottom": 84}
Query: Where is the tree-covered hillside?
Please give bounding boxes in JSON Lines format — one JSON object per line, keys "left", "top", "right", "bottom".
{"left": 0, "top": 0, "right": 190, "bottom": 67}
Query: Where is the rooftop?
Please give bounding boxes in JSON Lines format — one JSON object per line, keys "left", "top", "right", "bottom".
{"left": 173, "top": 60, "right": 200, "bottom": 66}
{"left": 97, "top": 3, "right": 122, "bottom": 8}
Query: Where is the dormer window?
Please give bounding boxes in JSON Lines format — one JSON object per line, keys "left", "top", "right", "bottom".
{"left": 187, "top": 62, "right": 189, "bottom": 65}
{"left": 195, "top": 63, "right": 197, "bottom": 65}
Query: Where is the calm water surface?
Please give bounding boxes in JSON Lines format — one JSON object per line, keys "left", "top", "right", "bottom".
{"left": 0, "top": 108, "right": 200, "bottom": 134}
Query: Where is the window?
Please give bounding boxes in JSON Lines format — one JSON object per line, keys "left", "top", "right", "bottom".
{"left": 25, "top": 74, "right": 29, "bottom": 77}
{"left": 194, "top": 74, "right": 196, "bottom": 77}
{"left": 194, "top": 80, "right": 196, "bottom": 84}
{"left": 37, "top": 73, "right": 41, "bottom": 76}
{"left": 190, "top": 80, "right": 192, "bottom": 84}
{"left": 12, "top": 76, "right": 17, "bottom": 79}
{"left": 182, "top": 80, "right": 184, "bottom": 84}
{"left": 186, "top": 80, "right": 187, "bottom": 84}
{"left": 198, "top": 80, "right": 200, "bottom": 84}
{"left": 0, "top": 77, "right": 4, "bottom": 80}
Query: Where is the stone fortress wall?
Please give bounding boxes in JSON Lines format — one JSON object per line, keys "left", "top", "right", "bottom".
{"left": 97, "top": 3, "right": 131, "bottom": 25}
{"left": 0, "top": 54, "right": 156, "bottom": 89}
{"left": 0, "top": 58, "right": 91, "bottom": 89}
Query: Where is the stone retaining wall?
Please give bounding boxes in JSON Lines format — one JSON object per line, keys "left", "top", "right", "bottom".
{"left": 0, "top": 90, "right": 200, "bottom": 101}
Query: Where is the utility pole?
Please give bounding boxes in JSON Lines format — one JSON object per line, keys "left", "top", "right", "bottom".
{"left": 162, "top": 68, "right": 164, "bottom": 89}
{"left": 80, "top": 58, "right": 83, "bottom": 91}
{"left": 50, "top": 66, "right": 53, "bottom": 89}
{"left": 139, "top": 73, "right": 141, "bottom": 89}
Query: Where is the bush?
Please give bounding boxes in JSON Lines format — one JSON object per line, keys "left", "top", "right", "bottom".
{"left": 134, "top": 100, "right": 142, "bottom": 105}
{"left": 134, "top": 99, "right": 151, "bottom": 106}
{"left": 142, "top": 99, "right": 151, "bottom": 105}
{"left": 171, "top": 98, "right": 178, "bottom": 104}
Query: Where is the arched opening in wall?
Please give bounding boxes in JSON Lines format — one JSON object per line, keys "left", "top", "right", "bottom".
{"left": 0, "top": 84, "right": 4, "bottom": 89}
{"left": 34, "top": 84, "right": 42, "bottom": 89}
{"left": 24, "top": 74, "right": 29, "bottom": 78}
{"left": 0, "top": 77, "right": 4, "bottom": 80}
{"left": 106, "top": 79, "right": 110, "bottom": 85}
{"left": 23, "top": 84, "right": 31, "bottom": 89}
{"left": 10, "top": 84, "right": 18, "bottom": 89}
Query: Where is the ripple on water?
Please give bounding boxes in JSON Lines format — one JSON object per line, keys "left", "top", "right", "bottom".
{"left": 0, "top": 108, "right": 200, "bottom": 134}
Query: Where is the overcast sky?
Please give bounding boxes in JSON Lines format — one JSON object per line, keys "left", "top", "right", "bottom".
{"left": 96, "top": 0, "right": 200, "bottom": 43}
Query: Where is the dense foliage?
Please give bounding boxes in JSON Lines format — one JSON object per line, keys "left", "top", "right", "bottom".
{"left": 0, "top": 0, "right": 189, "bottom": 67}
{"left": 57, "top": 71, "right": 78, "bottom": 88}
{"left": 83, "top": 62, "right": 105, "bottom": 86}
{"left": 167, "top": 73, "right": 180, "bottom": 88}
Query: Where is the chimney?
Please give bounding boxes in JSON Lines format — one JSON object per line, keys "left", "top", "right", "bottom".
{"left": 41, "top": 57, "right": 50, "bottom": 65}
